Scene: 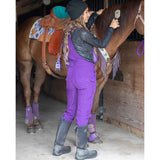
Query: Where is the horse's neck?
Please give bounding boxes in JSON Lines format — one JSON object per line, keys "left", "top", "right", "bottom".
{"left": 106, "top": 18, "right": 135, "bottom": 58}
{"left": 96, "top": 1, "right": 141, "bottom": 59}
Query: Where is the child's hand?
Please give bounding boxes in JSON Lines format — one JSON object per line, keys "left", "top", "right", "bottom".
{"left": 96, "top": 9, "right": 104, "bottom": 15}
{"left": 109, "top": 19, "right": 120, "bottom": 29}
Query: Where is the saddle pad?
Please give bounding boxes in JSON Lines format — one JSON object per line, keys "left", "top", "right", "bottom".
{"left": 29, "top": 18, "right": 55, "bottom": 42}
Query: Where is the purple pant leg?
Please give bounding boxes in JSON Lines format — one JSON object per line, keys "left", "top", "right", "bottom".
{"left": 76, "top": 82, "right": 96, "bottom": 126}
{"left": 61, "top": 79, "right": 78, "bottom": 121}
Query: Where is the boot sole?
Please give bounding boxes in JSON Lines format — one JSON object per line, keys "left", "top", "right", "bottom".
{"left": 75, "top": 152, "right": 97, "bottom": 160}
{"left": 53, "top": 148, "right": 71, "bottom": 156}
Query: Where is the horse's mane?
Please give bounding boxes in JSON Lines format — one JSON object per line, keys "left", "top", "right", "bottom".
{"left": 94, "top": 0, "right": 141, "bottom": 39}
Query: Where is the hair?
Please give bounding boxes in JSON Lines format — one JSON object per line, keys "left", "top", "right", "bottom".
{"left": 57, "top": 14, "right": 89, "bottom": 61}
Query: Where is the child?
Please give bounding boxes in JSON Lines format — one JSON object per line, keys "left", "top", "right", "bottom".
{"left": 53, "top": 0, "right": 119, "bottom": 159}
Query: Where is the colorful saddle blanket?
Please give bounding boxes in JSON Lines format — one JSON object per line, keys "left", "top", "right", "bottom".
{"left": 29, "top": 18, "right": 54, "bottom": 42}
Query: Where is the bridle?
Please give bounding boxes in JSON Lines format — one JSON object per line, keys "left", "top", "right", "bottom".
{"left": 134, "top": 2, "right": 145, "bottom": 56}
{"left": 134, "top": 2, "right": 144, "bottom": 26}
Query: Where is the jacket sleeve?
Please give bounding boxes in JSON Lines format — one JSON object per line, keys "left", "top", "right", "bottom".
{"left": 86, "top": 13, "right": 99, "bottom": 29}
{"left": 80, "top": 27, "right": 114, "bottom": 48}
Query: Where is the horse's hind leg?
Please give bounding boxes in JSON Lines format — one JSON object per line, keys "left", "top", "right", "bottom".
{"left": 18, "top": 61, "right": 35, "bottom": 134}
{"left": 32, "top": 63, "right": 46, "bottom": 130}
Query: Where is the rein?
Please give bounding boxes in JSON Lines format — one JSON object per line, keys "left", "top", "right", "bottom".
{"left": 134, "top": 2, "right": 144, "bottom": 25}
{"left": 134, "top": 2, "right": 144, "bottom": 56}
{"left": 42, "top": 27, "right": 64, "bottom": 79}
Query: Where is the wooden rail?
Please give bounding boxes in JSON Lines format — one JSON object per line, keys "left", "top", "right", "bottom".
{"left": 16, "top": 0, "right": 42, "bottom": 16}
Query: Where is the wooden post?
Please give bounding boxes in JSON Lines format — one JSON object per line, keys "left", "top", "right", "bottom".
{"left": 104, "top": 0, "right": 108, "bottom": 8}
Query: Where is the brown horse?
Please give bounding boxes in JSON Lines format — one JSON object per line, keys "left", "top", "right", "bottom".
{"left": 16, "top": 0, "right": 144, "bottom": 138}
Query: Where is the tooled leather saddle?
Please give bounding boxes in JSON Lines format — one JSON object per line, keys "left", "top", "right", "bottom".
{"left": 39, "top": 6, "right": 69, "bottom": 76}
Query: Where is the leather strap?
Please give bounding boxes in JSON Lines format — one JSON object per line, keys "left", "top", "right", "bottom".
{"left": 134, "top": 2, "right": 144, "bottom": 25}
{"left": 42, "top": 27, "right": 64, "bottom": 79}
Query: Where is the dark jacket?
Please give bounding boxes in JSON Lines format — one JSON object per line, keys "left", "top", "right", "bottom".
{"left": 71, "top": 13, "right": 114, "bottom": 63}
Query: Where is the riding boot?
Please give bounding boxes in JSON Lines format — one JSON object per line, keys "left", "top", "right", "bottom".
{"left": 75, "top": 125, "right": 97, "bottom": 160}
{"left": 53, "top": 118, "right": 72, "bottom": 156}
{"left": 88, "top": 114, "right": 102, "bottom": 144}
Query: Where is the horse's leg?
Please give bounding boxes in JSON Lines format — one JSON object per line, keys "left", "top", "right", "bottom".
{"left": 32, "top": 63, "right": 46, "bottom": 130}
{"left": 18, "top": 61, "right": 35, "bottom": 134}
{"left": 88, "top": 75, "right": 109, "bottom": 144}
{"left": 92, "top": 76, "right": 108, "bottom": 113}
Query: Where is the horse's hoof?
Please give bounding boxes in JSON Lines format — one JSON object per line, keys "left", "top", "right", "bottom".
{"left": 33, "top": 119, "right": 43, "bottom": 131}
{"left": 89, "top": 137, "right": 103, "bottom": 144}
{"left": 27, "top": 124, "right": 35, "bottom": 134}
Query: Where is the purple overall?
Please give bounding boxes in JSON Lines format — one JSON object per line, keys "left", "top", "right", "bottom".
{"left": 62, "top": 34, "right": 97, "bottom": 127}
